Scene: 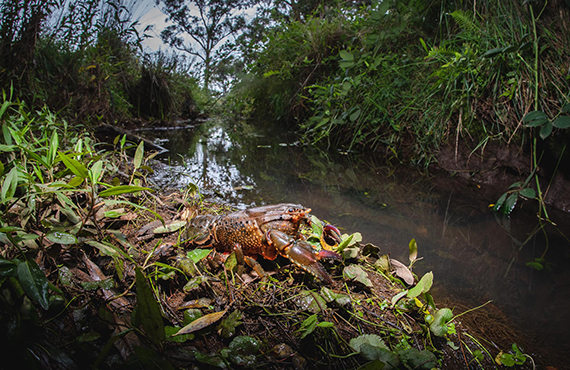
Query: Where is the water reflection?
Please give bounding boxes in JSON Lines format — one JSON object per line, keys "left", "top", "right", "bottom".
{"left": 145, "top": 119, "right": 570, "bottom": 368}
{"left": 148, "top": 121, "right": 255, "bottom": 205}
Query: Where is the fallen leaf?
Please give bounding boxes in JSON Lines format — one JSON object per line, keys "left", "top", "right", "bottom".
{"left": 174, "top": 309, "right": 227, "bottom": 336}
{"left": 390, "top": 258, "right": 414, "bottom": 285}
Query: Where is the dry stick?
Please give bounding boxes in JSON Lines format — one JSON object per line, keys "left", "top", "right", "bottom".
{"left": 457, "top": 330, "right": 470, "bottom": 368}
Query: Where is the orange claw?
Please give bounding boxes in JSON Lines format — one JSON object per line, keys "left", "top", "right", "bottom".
{"left": 266, "top": 230, "right": 341, "bottom": 284}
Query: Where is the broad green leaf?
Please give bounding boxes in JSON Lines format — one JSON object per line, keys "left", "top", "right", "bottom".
{"left": 493, "top": 192, "right": 508, "bottom": 212}
{"left": 526, "top": 261, "right": 543, "bottom": 270}
{"left": 293, "top": 290, "right": 328, "bottom": 313}
{"left": 349, "top": 107, "right": 361, "bottom": 122}
{"left": 503, "top": 193, "right": 518, "bottom": 214}
{"left": 218, "top": 310, "right": 243, "bottom": 338}
{"left": 99, "top": 185, "right": 152, "bottom": 197}
{"left": 539, "top": 121, "right": 553, "bottom": 139}
{"left": 523, "top": 110, "right": 547, "bottom": 122}
{"left": 561, "top": 103, "right": 570, "bottom": 113}
{"left": 339, "top": 50, "right": 354, "bottom": 61}
{"left": 399, "top": 348, "right": 438, "bottom": 370}
{"left": 552, "top": 116, "right": 570, "bottom": 129}
{"left": 89, "top": 160, "right": 104, "bottom": 184}
{"left": 85, "top": 240, "right": 120, "bottom": 258}
{"left": 187, "top": 248, "right": 212, "bottom": 263}
{"left": 522, "top": 110, "right": 548, "bottom": 127}
{"left": 0, "top": 161, "right": 4, "bottom": 177}
{"left": 153, "top": 221, "right": 187, "bottom": 234}
{"left": 165, "top": 326, "right": 194, "bottom": 342}
{"left": 226, "top": 336, "right": 260, "bottom": 367}
{"left": 134, "top": 141, "right": 144, "bottom": 170}
{"left": 407, "top": 271, "right": 433, "bottom": 298}
{"left": 0, "top": 258, "right": 17, "bottom": 277}
{"left": 135, "top": 268, "right": 165, "bottom": 347}
{"left": 45, "top": 231, "right": 77, "bottom": 245}
{"left": 0, "top": 100, "right": 11, "bottom": 120}
{"left": 17, "top": 259, "right": 50, "bottom": 310}
{"left": 350, "top": 334, "right": 388, "bottom": 353}
{"left": 429, "top": 308, "right": 453, "bottom": 336}
{"left": 343, "top": 265, "right": 373, "bottom": 287}
{"left": 58, "top": 152, "right": 88, "bottom": 179}
{"left": 519, "top": 188, "right": 536, "bottom": 199}
{"left": 1, "top": 166, "right": 19, "bottom": 201}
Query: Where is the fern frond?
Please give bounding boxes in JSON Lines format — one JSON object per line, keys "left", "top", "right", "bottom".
{"left": 450, "top": 10, "right": 481, "bottom": 35}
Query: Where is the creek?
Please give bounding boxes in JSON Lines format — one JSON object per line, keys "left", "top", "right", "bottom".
{"left": 141, "top": 118, "right": 570, "bottom": 368}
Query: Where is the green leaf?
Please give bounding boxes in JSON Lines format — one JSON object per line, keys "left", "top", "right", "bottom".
{"left": 1, "top": 166, "right": 19, "bottom": 202}
{"left": 0, "top": 258, "right": 17, "bottom": 277}
{"left": 493, "top": 192, "right": 508, "bottom": 212}
{"left": 297, "top": 314, "right": 318, "bottom": 339}
{"left": 58, "top": 152, "right": 88, "bottom": 179}
{"left": 153, "top": 221, "right": 187, "bottom": 234}
{"left": 339, "top": 50, "right": 354, "bottom": 61}
{"left": 349, "top": 107, "right": 361, "bottom": 122}
{"left": 539, "top": 121, "right": 553, "bottom": 139}
{"left": 407, "top": 271, "right": 433, "bottom": 298}
{"left": 99, "top": 185, "right": 152, "bottom": 197}
{"left": 350, "top": 334, "right": 388, "bottom": 353}
{"left": 551, "top": 116, "right": 570, "bottom": 129}
{"left": 17, "top": 259, "right": 50, "bottom": 310}
{"left": 293, "top": 290, "right": 328, "bottom": 313}
{"left": 399, "top": 348, "right": 438, "bottom": 370}
{"left": 85, "top": 240, "right": 121, "bottom": 258}
{"left": 48, "top": 130, "right": 59, "bottom": 165}
{"left": 135, "top": 267, "right": 165, "bottom": 347}
{"left": 218, "top": 310, "right": 243, "bottom": 338}
{"left": 519, "top": 188, "right": 536, "bottom": 199}
{"left": 523, "top": 110, "right": 547, "bottom": 122}
{"left": 134, "top": 141, "right": 144, "bottom": 170}
{"left": 503, "top": 193, "right": 518, "bottom": 215}
{"left": 562, "top": 103, "right": 570, "bottom": 113}
{"left": 320, "top": 286, "right": 351, "bottom": 305}
{"left": 409, "top": 239, "right": 418, "bottom": 263}
{"left": 67, "top": 176, "right": 84, "bottom": 187}
{"left": 429, "top": 308, "right": 453, "bottom": 336}
{"left": 89, "top": 160, "right": 104, "bottom": 184}
{"left": 45, "top": 231, "right": 77, "bottom": 245}
{"left": 343, "top": 265, "right": 373, "bottom": 287}
{"left": 187, "top": 248, "right": 212, "bottom": 263}
{"left": 482, "top": 47, "right": 507, "bottom": 58}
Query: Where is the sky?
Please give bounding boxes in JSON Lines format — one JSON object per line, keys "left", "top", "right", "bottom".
{"left": 135, "top": 2, "right": 172, "bottom": 52}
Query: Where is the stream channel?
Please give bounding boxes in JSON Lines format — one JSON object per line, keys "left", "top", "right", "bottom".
{"left": 138, "top": 118, "right": 570, "bottom": 368}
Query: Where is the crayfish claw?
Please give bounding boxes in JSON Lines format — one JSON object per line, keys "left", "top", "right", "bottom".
{"left": 323, "top": 224, "right": 342, "bottom": 247}
{"left": 287, "top": 240, "right": 340, "bottom": 284}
